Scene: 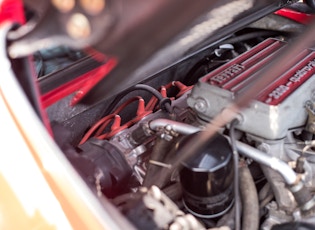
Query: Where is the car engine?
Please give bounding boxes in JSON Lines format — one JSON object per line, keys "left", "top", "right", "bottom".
{"left": 8, "top": 0, "right": 315, "bottom": 229}
{"left": 48, "top": 34, "right": 315, "bottom": 229}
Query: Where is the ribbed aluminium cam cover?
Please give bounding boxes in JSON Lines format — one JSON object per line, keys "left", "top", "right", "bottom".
{"left": 187, "top": 38, "right": 315, "bottom": 139}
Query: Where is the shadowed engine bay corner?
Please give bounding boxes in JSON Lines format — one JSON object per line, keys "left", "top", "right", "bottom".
{"left": 7, "top": 0, "right": 315, "bottom": 229}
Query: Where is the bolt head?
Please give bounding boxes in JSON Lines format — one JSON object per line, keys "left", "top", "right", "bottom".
{"left": 194, "top": 98, "right": 208, "bottom": 113}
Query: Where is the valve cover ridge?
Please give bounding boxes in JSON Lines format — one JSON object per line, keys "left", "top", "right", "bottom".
{"left": 188, "top": 38, "right": 315, "bottom": 139}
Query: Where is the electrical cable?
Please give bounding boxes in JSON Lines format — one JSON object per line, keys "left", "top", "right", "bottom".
{"left": 145, "top": 81, "right": 191, "bottom": 111}
{"left": 218, "top": 30, "right": 280, "bottom": 46}
{"left": 95, "top": 96, "right": 144, "bottom": 136}
{"left": 96, "top": 115, "right": 126, "bottom": 140}
{"left": 103, "top": 84, "right": 172, "bottom": 116}
{"left": 96, "top": 96, "right": 152, "bottom": 139}
{"left": 126, "top": 84, "right": 172, "bottom": 113}
{"left": 81, "top": 95, "right": 153, "bottom": 143}
{"left": 79, "top": 114, "right": 116, "bottom": 145}
{"left": 229, "top": 119, "right": 241, "bottom": 230}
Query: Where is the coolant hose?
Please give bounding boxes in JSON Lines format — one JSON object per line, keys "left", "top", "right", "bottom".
{"left": 143, "top": 137, "right": 172, "bottom": 188}
{"left": 239, "top": 164, "right": 259, "bottom": 230}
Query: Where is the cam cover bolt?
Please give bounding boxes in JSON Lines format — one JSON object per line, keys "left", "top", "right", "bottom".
{"left": 194, "top": 98, "right": 208, "bottom": 113}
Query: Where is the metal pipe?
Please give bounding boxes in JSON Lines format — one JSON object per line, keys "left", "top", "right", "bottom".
{"left": 149, "top": 119, "right": 201, "bottom": 135}
{"left": 149, "top": 119, "right": 315, "bottom": 213}
{"left": 230, "top": 120, "right": 241, "bottom": 230}
{"left": 235, "top": 141, "right": 297, "bottom": 186}
{"left": 149, "top": 119, "right": 298, "bottom": 186}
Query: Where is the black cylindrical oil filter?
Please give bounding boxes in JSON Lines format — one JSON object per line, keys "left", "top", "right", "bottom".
{"left": 180, "top": 133, "right": 234, "bottom": 218}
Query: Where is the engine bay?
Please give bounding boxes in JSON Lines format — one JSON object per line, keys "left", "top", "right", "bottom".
{"left": 10, "top": 1, "right": 315, "bottom": 229}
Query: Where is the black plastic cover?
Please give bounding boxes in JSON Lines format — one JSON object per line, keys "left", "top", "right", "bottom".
{"left": 67, "top": 138, "right": 132, "bottom": 198}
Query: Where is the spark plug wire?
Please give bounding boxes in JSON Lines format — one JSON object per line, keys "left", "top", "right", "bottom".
{"left": 80, "top": 81, "right": 191, "bottom": 144}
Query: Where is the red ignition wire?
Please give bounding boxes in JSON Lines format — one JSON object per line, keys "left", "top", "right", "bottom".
{"left": 125, "top": 97, "right": 152, "bottom": 127}
{"left": 173, "top": 81, "right": 193, "bottom": 97}
{"left": 145, "top": 86, "right": 167, "bottom": 111}
{"left": 113, "top": 96, "right": 144, "bottom": 114}
{"left": 95, "top": 96, "right": 152, "bottom": 139}
{"left": 145, "top": 81, "right": 192, "bottom": 111}
{"left": 96, "top": 115, "right": 126, "bottom": 139}
{"left": 81, "top": 81, "right": 192, "bottom": 143}
{"left": 93, "top": 97, "right": 142, "bottom": 137}
{"left": 79, "top": 114, "right": 116, "bottom": 145}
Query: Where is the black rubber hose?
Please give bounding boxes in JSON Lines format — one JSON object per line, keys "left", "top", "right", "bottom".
{"left": 103, "top": 84, "right": 172, "bottom": 115}
{"left": 130, "top": 84, "right": 172, "bottom": 113}
{"left": 239, "top": 164, "right": 259, "bottom": 230}
{"left": 143, "top": 137, "right": 172, "bottom": 188}
{"left": 220, "top": 30, "right": 280, "bottom": 46}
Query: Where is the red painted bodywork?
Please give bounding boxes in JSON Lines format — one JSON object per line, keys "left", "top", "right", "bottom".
{"left": 0, "top": 0, "right": 24, "bottom": 25}
{"left": 275, "top": 8, "right": 315, "bottom": 25}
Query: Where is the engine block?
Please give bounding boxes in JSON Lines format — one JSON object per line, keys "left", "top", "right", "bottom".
{"left": 187, "top": 38, "right": 315, "bottom": 139}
